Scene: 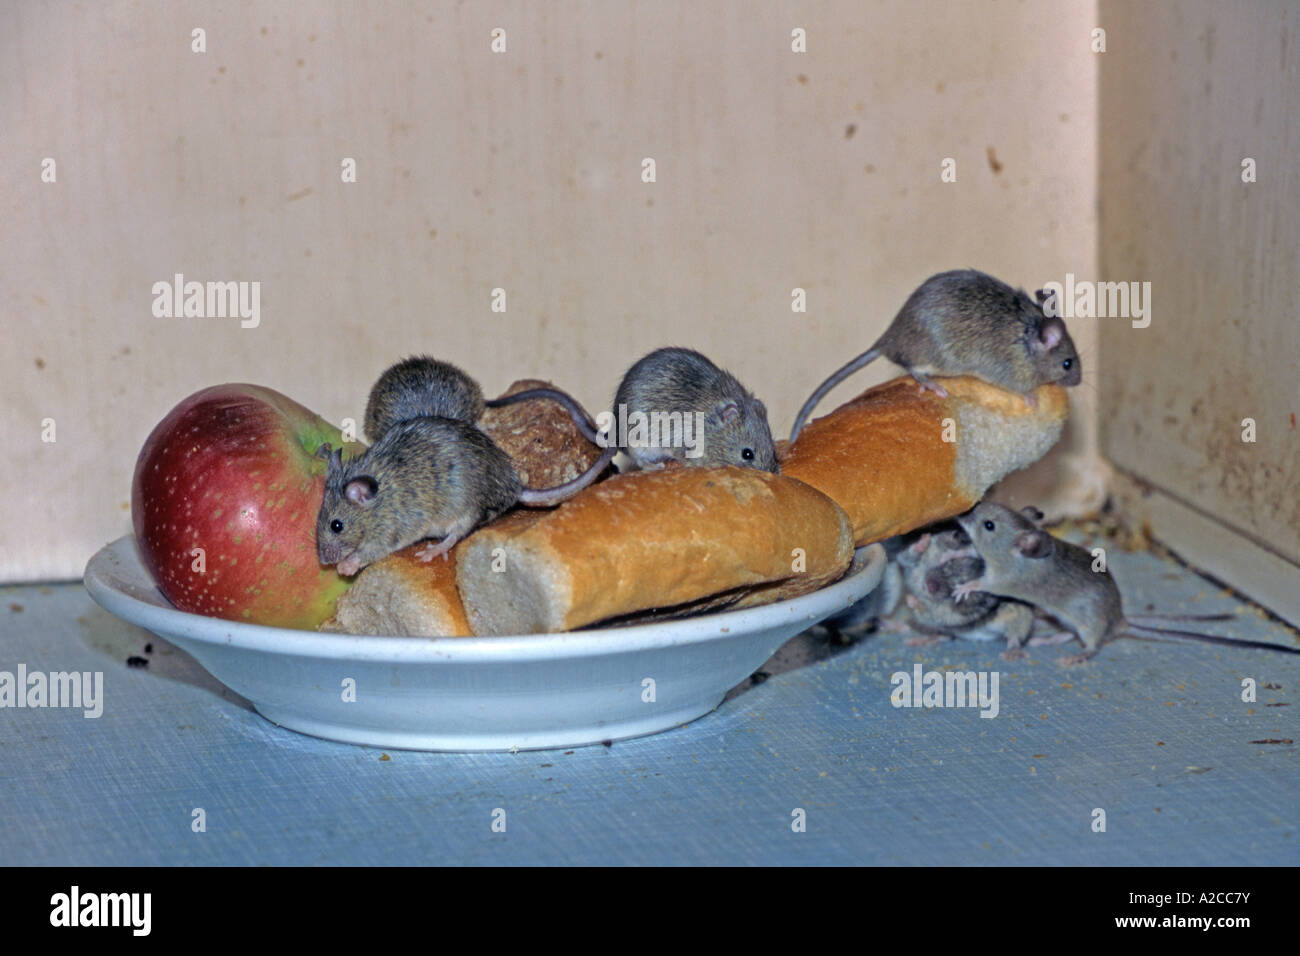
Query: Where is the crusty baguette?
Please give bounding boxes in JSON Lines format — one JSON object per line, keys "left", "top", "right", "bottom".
{"left": 781, "top": 375, "right": 1069, "bottom": 545}
{"left": 455, "top": 466, "right": 855, "bottom": 636}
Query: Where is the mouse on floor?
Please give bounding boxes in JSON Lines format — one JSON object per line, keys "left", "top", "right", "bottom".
{"left": 953, "top": 502, "right": 1292, "bottom": 665}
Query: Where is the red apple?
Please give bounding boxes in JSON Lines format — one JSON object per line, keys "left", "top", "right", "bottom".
{"left": 132, "top": 384, "right": 366, "bottom": 630}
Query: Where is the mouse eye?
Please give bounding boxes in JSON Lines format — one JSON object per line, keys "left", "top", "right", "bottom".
{"left": 983, "top": 520, "right": 995, "bottom": 531}
{"left": 330, "top": 519, "right": 344, "bottom": 534}
{"left": 1062, "top": 358, "right": 1073, "bottom": 370}
{"left": 742, "top": 448, "right": 754, "bottom": 461}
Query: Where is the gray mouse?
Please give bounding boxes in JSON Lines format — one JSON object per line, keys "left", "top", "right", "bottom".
{"left": 820, "top": 527, "right": 989, "bottom": 636}
{"left": 911, "top": 539, "right": 1045, "bottom": 659}
{"left": 316, "top": 418, "right": 615, "bottom": 575}
{"left": 611, "top": 347, "right": 778, "bottom": 472}
{"left": 820, "top": 528, "right": 992, "bottom": 637}
{"left": 365, "top": 356, "right": 486, "bottom": 439}
{"left": 822, "top": 526, "right": 1060, "bottom": 660}
{"left": 893, "top": 528, "right": 1046, "bottom": 659}
{"left": 366, "top": 355, "right": 603, "bottom": 444}
{"left": 952, "top": 502, "right": 1293, "bottom": 665}
{"left": 789, "top": 269, "right": 1083, "bottom": 441}
{"left": 897, "top": 529, "right": 996, "bottom": 629}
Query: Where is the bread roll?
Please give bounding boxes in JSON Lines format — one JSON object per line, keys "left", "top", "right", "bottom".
{"left": 478, "top": 379, "right": 604, "bottom": 489}
{"left": 781, "top": 375, "right": 1069, "bottom": 545}
{"left": 455, "top": 466, "right": 855, "bottom": 636}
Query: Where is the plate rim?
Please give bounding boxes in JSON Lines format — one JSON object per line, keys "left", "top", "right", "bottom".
{"left": 84, "top": 535, "right": 885, "bottom": 662}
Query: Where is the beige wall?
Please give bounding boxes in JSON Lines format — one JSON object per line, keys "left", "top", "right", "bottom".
{"left": 2, "top": 0, "right": 1099, "bottom": 582}
{"left": 1099, "top": 0, "right": 1300, "bottom": 620}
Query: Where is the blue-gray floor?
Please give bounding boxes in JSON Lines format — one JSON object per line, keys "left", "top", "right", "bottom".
{"left": 2, "top": 537, "right": 1297, "bottom": 865}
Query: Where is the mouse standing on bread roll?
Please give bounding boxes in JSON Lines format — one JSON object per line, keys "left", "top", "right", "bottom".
{"left": 365, "top": 355, "right": 603, "bottom": 444}
{"left": 316, "top": 422, "right": 616, "bottom": 574}
{"left": 609, "top": 347, "right": 779, "bottom": 472}
{"left": 316, "top": 357, "right": 615, "bottom": 575}
{"left": 953, "top": 503, "right": 1295, "bottom": 665}
{"left": 789, "top": 269, "right": 1083, "bottom": 441}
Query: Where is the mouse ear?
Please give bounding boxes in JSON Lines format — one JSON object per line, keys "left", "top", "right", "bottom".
{"left": 329, "top": 447, "right": 343, "bottom": 472}
{"left": 1014, "top": 530, "right": 1054, "bottom": 559}
{"left": 910, "top": 533, "right": 932, "bottom": 555}
{"left": 1035, "top": 317, "right": 1065, "bottom": 352}
{"left": 1020, "top": 505, "right": 1045, "bottom": 524}
{"left": 925, "top": 571, "right": 946, "bottom": 596}
{"left": 1035, "top": 287, "right": 1060, "bottom": 317}
{"left": 715, "top": 399, "right": 741, "bottom": 425}
{"left": 344, "top": 476, "right": 379, "bottom": 505}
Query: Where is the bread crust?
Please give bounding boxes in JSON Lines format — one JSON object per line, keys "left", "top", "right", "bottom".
{"left": 456, "top": 466, "right": 854, "bottom": 635}
{"left": 781, "top": 375, "right": 1068, "bottom": 544}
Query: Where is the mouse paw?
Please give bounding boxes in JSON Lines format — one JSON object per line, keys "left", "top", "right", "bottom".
{"left": 951, "top": 580, "right": 982, "bottom": 603}
{"left": 1021, "top": 392, "right": 1039, "bottom": 409}
{"left": 414, "top": 539, "right": 454, "bottom": 563}
{"left": 1000, "top": 647, "right": 1027, "bottom": 662}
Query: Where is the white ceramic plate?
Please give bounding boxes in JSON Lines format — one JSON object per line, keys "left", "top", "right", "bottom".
{"left": 84, "top": 536, "right": 885, "bottom": 752}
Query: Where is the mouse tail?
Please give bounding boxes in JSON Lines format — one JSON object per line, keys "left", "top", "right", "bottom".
{"left": 1124, "top": 623, "right": 1300, "bottom": 655}
{"left": 517, "top": 447, "right": 617, "bottom": 508}
{"left": 485, "top": 387, "right": 604, "bottom": 445}
{"left": 1127, "top": 613, "right": 1234, "bottom": 625}
{"left": 789, "top": 347, "right": 881, "bottom": 443}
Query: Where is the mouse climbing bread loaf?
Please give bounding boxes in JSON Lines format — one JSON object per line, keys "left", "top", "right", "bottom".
{"left": 790, "top": 269, "right": 1082, "bottom": 442}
